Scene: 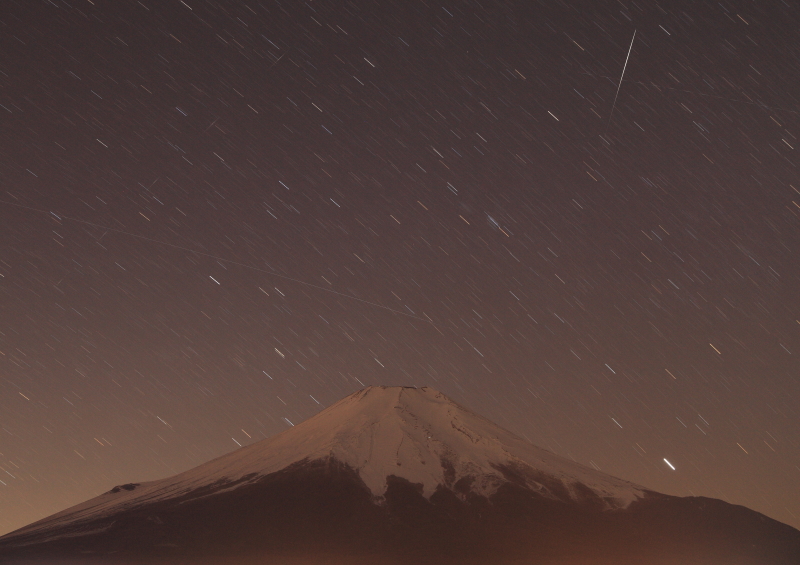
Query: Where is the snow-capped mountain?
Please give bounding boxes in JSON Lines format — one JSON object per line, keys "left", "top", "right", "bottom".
{"left": 1, "top": 386, "right": 799, "bottom": 564}
{"left": 15, "top": 385, "right": 646, "bottom": 532}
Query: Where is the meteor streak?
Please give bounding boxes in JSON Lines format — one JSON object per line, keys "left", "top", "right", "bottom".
{"left": 607, "top": 30, "right": 636, "bottom": 132}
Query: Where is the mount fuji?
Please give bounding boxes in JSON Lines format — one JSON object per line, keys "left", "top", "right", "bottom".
{"left": 1, "top": 386, "right": 798, "bottom": 564}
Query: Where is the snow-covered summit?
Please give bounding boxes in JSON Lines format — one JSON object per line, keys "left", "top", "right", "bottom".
{"left": 14, "top": 386, "right": 646, "bottom": 537}
{"left": 5, "top": 387, "right": 798, "bottom": 565}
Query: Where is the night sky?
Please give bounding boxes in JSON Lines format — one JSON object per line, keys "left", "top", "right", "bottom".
{"left": 1, "top": 0, "right": 799, "bottom": 536}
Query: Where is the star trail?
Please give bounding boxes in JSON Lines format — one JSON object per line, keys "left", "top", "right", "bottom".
{"left": 1, "top": 0, "right": 798, "bottom": 535}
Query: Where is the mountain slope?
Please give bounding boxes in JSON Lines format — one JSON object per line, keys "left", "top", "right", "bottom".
{"left": 1, "top": 386, "right": 799, "bottom": 564}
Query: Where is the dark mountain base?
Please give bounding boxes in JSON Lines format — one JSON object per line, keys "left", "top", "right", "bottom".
{"left": 2, "top": 457, "right": 799, "bottom": 565}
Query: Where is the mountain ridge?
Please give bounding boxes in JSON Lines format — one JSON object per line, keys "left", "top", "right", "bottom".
{"left": 2, "top": 386, "right": 799, "bottom": 564}
{"left": 8, "top": 385, "right": 648, "bottom": 542}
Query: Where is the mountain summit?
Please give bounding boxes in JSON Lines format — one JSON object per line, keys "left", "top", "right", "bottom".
{"left": 2, "top": 386, "right": 799, "bottom": 564}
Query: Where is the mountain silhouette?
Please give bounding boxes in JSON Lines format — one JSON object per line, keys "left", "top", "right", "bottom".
{"left": 1, "top": 386, "right": 798, "bottom": 564}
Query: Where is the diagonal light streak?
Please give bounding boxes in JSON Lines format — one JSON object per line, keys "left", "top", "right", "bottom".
{"left": 607, "top": 30, "right": 636, "bottom": 132}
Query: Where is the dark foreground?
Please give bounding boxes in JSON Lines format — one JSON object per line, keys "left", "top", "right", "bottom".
{"left": 2, "top": 458, "right": 799, "bottom": 565}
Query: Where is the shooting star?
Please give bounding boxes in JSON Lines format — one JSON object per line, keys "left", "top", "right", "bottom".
{"left": 607, "top": 30, "right": 636, "bottom": 132}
